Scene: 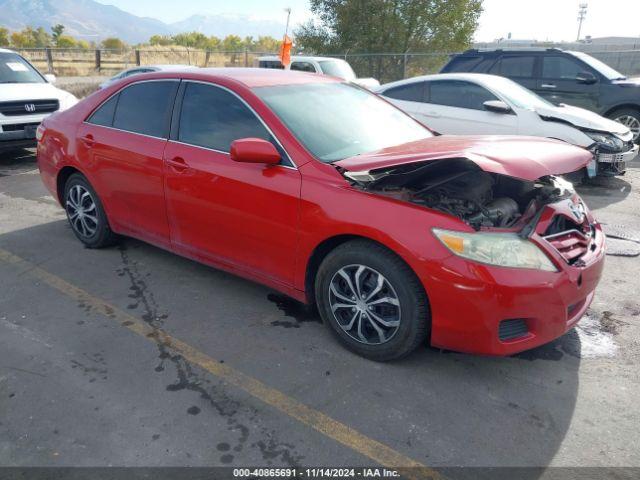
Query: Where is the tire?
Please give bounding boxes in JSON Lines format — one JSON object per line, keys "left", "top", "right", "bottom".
{"left": 63, "top": 173, "right": 118, "bottom": 248}
{"left": 315, "top": 239, "right": 430, "bottom": 361}
{"left": 607, "top": 107, "right": 640, "bottom": 144}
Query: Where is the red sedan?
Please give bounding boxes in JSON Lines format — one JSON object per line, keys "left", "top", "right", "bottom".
{"left": 36, "top": 69, "right": 605, "bottom": 361}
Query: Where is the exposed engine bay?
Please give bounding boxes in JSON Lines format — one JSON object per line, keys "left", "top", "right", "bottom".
{"left": 341, "top": 158, "right": 575, "bottom": 230}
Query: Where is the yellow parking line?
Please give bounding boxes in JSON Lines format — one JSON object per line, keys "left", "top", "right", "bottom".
{"left": 0, "top": 247, "right": 442, "bottom": 480}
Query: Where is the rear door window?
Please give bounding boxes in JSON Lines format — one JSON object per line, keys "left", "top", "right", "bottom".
{"left": 383, "top": 82, "right": 425, "bottom": 102}
{"left": 428, "top": 80, "right": 498, "bottom": 110}
{"left": 177, "top": 82, "right": 272, "bottom": 153}
{"left": 112, "top": 81, "right": 178, "bottom": 137}
{"left": 491, "top": 55, "right": 536, "bottom": 78}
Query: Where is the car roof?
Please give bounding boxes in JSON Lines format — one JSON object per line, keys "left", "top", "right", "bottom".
{"left": 0, "top": 48, "right": 17, "bottom": 54}
{"left": 459, "top": 47, "right": 566, "bottom": 55}
{"left": 378, "top": 72, "right": 508, "bottom": 91}
{"left": 141, "top": 67, "right": 340, "bottom": 88}
{"left": 258, "top": 55, "right": 346, "bottom": 63}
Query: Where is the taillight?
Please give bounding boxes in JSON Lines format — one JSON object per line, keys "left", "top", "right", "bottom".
{"left": 36, "top": 124, "right": 45, "bottom": 142}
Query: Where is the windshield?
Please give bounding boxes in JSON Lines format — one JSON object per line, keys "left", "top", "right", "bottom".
{"left": 318, "top": 60, "right": 356, "bottom": 81}
{"left": 0, "top": 52, "right": 45, "bottom": 84}
{"left": 488, "top": 76, "right": 556, "bottom": 109}
{"left": 570, "top": 51, "right": 626, "bottom": 80}
{"left": 255, "top": 82, "right": 432, "bottom": 163}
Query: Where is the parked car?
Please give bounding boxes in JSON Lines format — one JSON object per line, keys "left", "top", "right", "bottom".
{"left": 37, "top": 68, "right": 604, "bottom": 361}
{"left": 99, "top": 64, "right": 200, "bottom": 89}
{"left": 377, "top": 73, "right": 638, "bottom": 178}
{"left": 258, "top": 55, "right": 380, "bottom": 89}
{"left": 441, "top": 48, "right": 640, "bottom": 143}
{"left": 0, "top": 48, "right": 78, "bottom": 152}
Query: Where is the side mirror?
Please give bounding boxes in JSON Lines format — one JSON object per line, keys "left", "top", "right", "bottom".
{"left": 483, "top": 100, "right": 512, "bottom": 114}
{"left": 576, "top": 72, "right": 597, "bottom": 84}
{"left": 44, "top": 73, "right": 56, "bottom": 84}
{"left": 230, "top": 138, "right": 281, "bottom": 165}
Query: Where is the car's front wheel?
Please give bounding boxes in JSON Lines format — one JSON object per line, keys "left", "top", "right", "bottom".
{"left": 609, "top": 107, "right": 640, "bottom": 143}
{"left": 64, "top": 173, "right": 117, "bottom": 248}
{"left": 315, "top": 240, "right": 430, "bottom": 361}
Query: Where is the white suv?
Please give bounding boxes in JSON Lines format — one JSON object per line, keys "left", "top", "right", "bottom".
{"left": 0, "top": 48, "right": 78, "bottom": 152}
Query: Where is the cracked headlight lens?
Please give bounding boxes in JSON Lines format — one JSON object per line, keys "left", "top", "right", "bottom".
{"left": 586, "top": 131, "right": 624, "bottom": 151}
{"left": 433, "top": 228, "right": 558, "bottom": 272}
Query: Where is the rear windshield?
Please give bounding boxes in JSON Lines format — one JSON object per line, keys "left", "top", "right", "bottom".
{"left": 0, "top": 52, "right": 45, "bottom": 84}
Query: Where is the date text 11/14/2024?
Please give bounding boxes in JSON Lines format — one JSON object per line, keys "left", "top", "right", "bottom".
{"left": 233, "top": 468, "right": 402, "bottom": 478}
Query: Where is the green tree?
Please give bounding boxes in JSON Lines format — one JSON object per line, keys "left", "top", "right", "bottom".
{"left": 252, "top": 36, "right": 280, "bottom": 53}
{"left": 33, "top": 27, "right": 51, "bottom": 47}
{"left": 221, "top": 34, "right": 243, "bottom": 52}
{"left": 172, "top": 31, "right": 209, "bottom": 49}
{"left": 51, "top": 24, "right": 65, "bottom": 43}
{"left": 206, "top": 36, "right": 221, "bottom": 51}
{"left": 101, "top": 37, "right": 126, "bottom": 50}
{"left": 0, "top": 27, "right": 9, "bottom": 47}
{"left": 295, "top": 0, "right": 482, "bottom": 80}
{"left": 76, "top": 39, "right": 90, "bottom": 50}
{"left": 56, "top": 35, "right": 77, "bottom": 48}
{"left": 149, "top": 34, "right": 173, "bottom": 46}
{"left": 10, "top": 26, "right": 51, "bottom": 48}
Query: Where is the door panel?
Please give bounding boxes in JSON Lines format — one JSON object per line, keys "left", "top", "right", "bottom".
{"left": 78, "top": 80, "right": 178, "bottom": 246}
{"left": 163, "top": 141, "right": 301, "bottom": 285}
{"left": 536, "top": 56, "right": 600, "bottom": 110}
{"left": 415, "top": 103, "right": 518, "bottom": 135}
{"left": 77, "top": 123, "right": 170, "bottom": 245}
{"left": 417, "top": 80, "right": 518, "bottom": 135}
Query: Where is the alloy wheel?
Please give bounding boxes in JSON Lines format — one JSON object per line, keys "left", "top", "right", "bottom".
{"left": 614, "top": 114, "right": 640, "bottom": 142}
{"left": 328, "top": 264, "right": 401, "bottom": 345}
{"left": 66, "top": 184, "right": 98, "bottom": 238}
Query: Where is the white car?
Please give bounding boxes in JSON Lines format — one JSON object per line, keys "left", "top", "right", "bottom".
{"left": 0, "top": 48, "right": 78, "bottom": 152}
{"left": 99, "top": 64, "right": 200, "bottom": 89}
{"left": 377, "top": 73, "right": 638, "bottom": 177}
{"left": 258, "top": 55, "right": 380, "bottom": 90}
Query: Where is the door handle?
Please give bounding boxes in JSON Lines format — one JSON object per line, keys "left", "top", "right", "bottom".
{"left": 424, "top": 111, "right": 441, "bottom": 118}
{"left": 541, "top": 83, "right": 557, "bottom": 89}
{"left": 80, "top": 134, "right": 95, "bottom": 147}
{"left": 166, "top": 156, "right": 189, "bottom": 172}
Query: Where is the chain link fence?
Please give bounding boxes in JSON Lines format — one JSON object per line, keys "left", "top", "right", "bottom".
{"left": 14, "top": 47, "right": 640, "bottom": 81}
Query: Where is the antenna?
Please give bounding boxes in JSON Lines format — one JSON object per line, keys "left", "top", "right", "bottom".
{"left": 577, "top": 3, "right": 588, "bottom": 41}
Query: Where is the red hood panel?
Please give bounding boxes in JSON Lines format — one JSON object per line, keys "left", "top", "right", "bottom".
{"left": 334, "top": 135, "right": 592, "bottom": 181}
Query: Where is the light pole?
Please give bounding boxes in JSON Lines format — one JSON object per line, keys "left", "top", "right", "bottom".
{"left": 577, "top": 3, "right": 588, "bottom": 41}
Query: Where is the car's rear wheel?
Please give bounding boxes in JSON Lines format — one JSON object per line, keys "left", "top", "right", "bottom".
{"left": 609, "top": 108, "right": 640, "bottom": 143}
{"left": 64, "top": 173, "right": 117, "bottom": 248}
{"left": 315, "top": 240, "right": 430, "bottom": 361}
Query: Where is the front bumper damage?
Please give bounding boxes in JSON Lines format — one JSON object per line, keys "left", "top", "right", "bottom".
{"left": 588, "top": 143, "right": 639, "bottom": 177}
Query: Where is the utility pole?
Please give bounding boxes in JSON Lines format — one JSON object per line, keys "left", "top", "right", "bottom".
{"left": 577, "top": 3, "right": 588, "bottom": 41}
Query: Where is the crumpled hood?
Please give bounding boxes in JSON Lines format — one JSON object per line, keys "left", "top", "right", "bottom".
{"left": 334, "top": 135, "right": 592, "bottom": 181}
{"left": 0, "top": 83, "right": 71, "bottom": 102}
{"left": 535, "top": 103, "right": 629, "bottom": 136}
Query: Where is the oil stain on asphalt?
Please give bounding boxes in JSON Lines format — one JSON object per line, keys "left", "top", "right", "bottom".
{"left": 267, "top": 293, "right": 322, "bottom": 328}
{"left": 112, "top": 242, "right": 304, "bottom": 466}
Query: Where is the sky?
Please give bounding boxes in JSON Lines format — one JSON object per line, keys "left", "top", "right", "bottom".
{"left": 96, "top": 0, "right": 640, "bottom": 42}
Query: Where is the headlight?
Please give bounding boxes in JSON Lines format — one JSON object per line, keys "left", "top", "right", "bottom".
{"left": 432, "top": 228, "right": 558, "bottom": 272}
{"left": 586, "top": 131, "right": 624, "bottom": 151}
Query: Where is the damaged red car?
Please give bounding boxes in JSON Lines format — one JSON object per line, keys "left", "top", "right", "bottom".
{"left": 37, "top": 69, "right": 605, "bottom": 361}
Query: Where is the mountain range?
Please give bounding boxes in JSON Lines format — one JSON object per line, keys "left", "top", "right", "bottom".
{"left": 0, "top": 0, "right": 287, "bottom": 43}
